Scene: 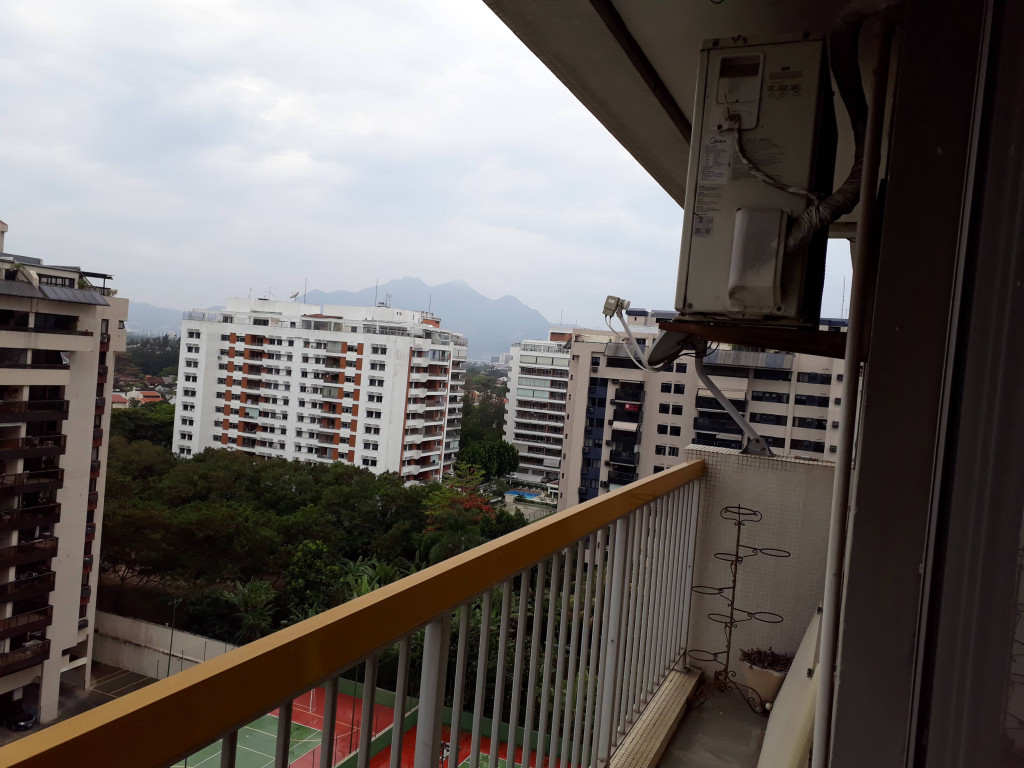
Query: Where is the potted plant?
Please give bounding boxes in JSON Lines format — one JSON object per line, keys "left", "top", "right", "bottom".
{"left": 738, "top": 646, "right": 793, "bottom": 706}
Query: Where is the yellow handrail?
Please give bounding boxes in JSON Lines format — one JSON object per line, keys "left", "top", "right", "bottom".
{"left": 1, "top": 459, "right": 704, "bottom": 768}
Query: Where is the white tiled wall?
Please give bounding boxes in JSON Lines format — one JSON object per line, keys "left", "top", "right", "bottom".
{"left": 683, "top": 445, "right": 834, "bottom": 673}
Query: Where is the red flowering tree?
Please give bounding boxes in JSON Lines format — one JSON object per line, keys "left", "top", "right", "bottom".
{"left": 421, "top": 465, "right": 496, "bottom": 564}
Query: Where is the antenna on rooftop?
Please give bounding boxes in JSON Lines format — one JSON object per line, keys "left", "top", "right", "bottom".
{"left": 374, "top": 279, "right": 379, "bottom": 306}
{"left": 289, "top": 291, "right": 300, "bottom": 300}
{"left": 841, "top": 277, "right": 847, "bottom": 319}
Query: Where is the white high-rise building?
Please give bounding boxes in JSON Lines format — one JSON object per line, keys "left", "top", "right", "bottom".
{"left": 555, "top": 310, "right": 847, "bottom": 510}
{"left": 172, "top": 299, "right": 466, "bottom": 484}
{"left": 502, "top": 337, "right": 571, "bottom": 488}
{"left": 0, "top": 232, "right": 128, "bottom": 723}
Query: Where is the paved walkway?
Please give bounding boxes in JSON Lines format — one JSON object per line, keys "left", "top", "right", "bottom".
{"left": 659, "top": 689, "right": 767, "bottom": 768}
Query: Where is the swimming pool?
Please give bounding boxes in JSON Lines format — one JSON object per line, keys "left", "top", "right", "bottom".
{"left": 509, "top": 490, "right": 540, "bottom": 500}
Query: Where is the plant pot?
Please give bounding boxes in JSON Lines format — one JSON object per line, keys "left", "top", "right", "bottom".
{"left": 740, "top": 663, "right": 787, "bottom": 705}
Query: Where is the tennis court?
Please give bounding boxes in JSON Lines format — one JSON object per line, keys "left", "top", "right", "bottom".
{"left": 170, "top": 714, "right": 320, "bottom": 767}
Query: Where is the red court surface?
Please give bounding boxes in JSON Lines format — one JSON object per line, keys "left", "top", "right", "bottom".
{"left": 273, "top": 686, "right": 396, "bottom": 768}
{"left": 272, "top": 687, "right": 531, "bottom": 768}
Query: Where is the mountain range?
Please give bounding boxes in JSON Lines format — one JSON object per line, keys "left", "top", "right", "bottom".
{"left": 126, "top": 278, "right": 551, "bottom": 358}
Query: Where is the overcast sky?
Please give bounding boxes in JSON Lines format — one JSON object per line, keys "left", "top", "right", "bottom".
{"left": 0, "top": 0, "right": 852, "bottom": 325}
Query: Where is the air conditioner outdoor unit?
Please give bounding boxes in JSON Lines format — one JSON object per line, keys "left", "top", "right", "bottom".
{"left": 675, "top": 33, "right": 836, "bottom": 327}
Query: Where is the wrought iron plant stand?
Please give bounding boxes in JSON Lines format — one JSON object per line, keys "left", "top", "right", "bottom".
{"left": 687, "top": 505, "right": 791, "bottom": 715}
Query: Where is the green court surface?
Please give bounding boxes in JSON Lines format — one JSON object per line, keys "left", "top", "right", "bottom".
{"left": 171, "top": 714, "right": 320, "bottom": 768}
{"left": 459, "top": 753, "right": 521, "bottom": 768}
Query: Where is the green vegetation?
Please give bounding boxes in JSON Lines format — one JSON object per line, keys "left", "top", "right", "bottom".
{"left": 101, "top": 403, "right": 528, "bottom": 643}
{"left": 458, "top": 363, "right": 507, "bottom": 450}
{"left": 121, "top": 334, "right": 180, "bottom": 377}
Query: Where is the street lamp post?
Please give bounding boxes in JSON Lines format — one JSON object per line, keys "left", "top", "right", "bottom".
{"left": 167, "top": 597, "right": 184, "bottom": 678}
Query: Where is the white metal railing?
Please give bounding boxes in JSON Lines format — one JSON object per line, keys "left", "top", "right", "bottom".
{"left": 5, "top": 463, "right": 701, "bottom": 768}
{"left": 229, "top": 481, "right": 695, "bottom": 768}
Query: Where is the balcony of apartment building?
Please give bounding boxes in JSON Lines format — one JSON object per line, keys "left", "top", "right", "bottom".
{"left": 4, "top": 452, "right": 840, "bottom": 768}
{"left": 610, "top": 383, "right": 645, "bottom": 404}
{"left": 0, "top": 502, "right": 61, "bottom": 533}
{"left": 0, "top": 434, "right": 66, "bottom": 461}
{"left": 0, "top": 468, "right": 64, "bottom": 498}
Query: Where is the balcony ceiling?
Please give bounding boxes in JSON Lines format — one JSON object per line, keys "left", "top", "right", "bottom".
{"left": 483, "top": 0, "right": 852, "bottom": 208}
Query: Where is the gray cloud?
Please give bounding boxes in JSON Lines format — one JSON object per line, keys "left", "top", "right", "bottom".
{"left": 1, "top": 0, "right": 848, "bottom": 326}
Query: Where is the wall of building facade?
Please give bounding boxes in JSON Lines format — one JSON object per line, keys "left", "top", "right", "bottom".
{"left": 172, "top": 299, "right": 465, "bottom": 483}
{"left": 0, "top": 251, "right": 127, "bottom": 722}
{"left": 682, "top": 446, "right": 834, "bottom": 674}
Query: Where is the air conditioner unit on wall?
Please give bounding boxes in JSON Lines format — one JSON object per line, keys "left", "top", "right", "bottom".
{"left": 676, "top": 34, "right": 836, "bottom": 327}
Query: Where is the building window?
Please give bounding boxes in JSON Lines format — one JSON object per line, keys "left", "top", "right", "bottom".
{"left": 660, "top": 382, "right": 672, "bottom": 393}
{"left": 657, "top": 424, "right": 668, "bottom": 435}
{"left": 829, "top": 445, "right": 838, "bottom": 453}
{"left": 797, "top": 372, "right": 833, "bottom": 385}
{"left": 185, "top": 359, "right": 198, "bottom": 368}
{"left": 834, "top": 397, "right": 842, "bottom": 405}
{"left": 371, "top": 345, "right": 387, "bottom": 355}
{"left": 364, "top": 425, "right": 380, "bottom": 435}
{"left": 362, "top": 457, "right": 378, "bottom": 467}
{"left": 671, "top": 404, "right": 683, "bottom": 415}
{"left": 183, "top": 388, "right": 197, "bottom": 397}
{"left": 794, "top": 417, "right": 828, "bottom": 430}
{"left": 669, "top": 425, "right": 681, "bottom": 437}
{"left": 659, "top": 403, "right": 670, "bottom": 414}
{"left": 753, "top": 370, "right": 792, "bottom": 382}
{"left": 791, "top": 439, "right": 826, "bottom": 453}
{"left": 837, "top": 373, "right": 844, "bottom": 382}
{"left": 673, "top": 383, "right": 685, "bottom": 395}
{"left": 795, "top": 394, "right": 830, "bottom": 407}
{"left": 653, "top": 465, "right": 665, "bottom": 473}
{"left": 674, "top": 362, "right": 687, "bottom": 373}
{"left": 179, "top": 432, "right": 193, "bottom": 441}
{"left": 187, "top": 330, "right": 201, "bottom": 339}
{"left": 655, "top": 445, "right": 667, "bottom": 455}
{"left": 668, "top": 446, "right": 680, "bottom": 457}
{"left": 750, "top": 412, "right": 788, "bottom": 426}
{"left": 186, "top": 344, "right": 199, "bottom": 353}
{"left": 370, "top": 362, "right": 386, "bottom": 371}
{"left": 363, "top": 441, "right": 379, "bottom": 451}
{"left": 369, "top": 377, "right": 384, "bottom": 387}
{"left": 751, "top": 390, "right": 790, "bottom": 404}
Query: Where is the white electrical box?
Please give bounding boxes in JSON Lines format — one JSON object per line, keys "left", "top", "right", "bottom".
{"left": 675, "top": 34, "right": 836, "bottom": 326}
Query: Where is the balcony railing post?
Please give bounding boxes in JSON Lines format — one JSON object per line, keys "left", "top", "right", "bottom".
{"left": 413, "top": 614, "right": 450, "bottom": 768}
{"left": 357, "top": 654, "right": 379, "bottom": 768}
{"left": 274, "top": 700, "right": 293, "bottom": 768}
{"left": 596, "top": 516, "right": 630, "bottom": 766}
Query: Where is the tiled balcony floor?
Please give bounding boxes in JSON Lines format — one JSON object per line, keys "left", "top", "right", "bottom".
{"left": 659, "top": 688, "right": 767, "bottom": 768}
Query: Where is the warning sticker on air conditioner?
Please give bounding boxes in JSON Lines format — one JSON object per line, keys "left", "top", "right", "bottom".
{"left": 699, "top": 135, "right": 733, "bottom": 184}
{"left": 693, "top": 214, "right": 714, "bottom": 238}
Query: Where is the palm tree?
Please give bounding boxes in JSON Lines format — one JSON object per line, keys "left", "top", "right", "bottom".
{"left": 223, "top": 579, "right": 277, "bottom": 643}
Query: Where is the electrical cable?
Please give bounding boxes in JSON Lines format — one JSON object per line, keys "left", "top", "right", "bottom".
{"left": 728, "top": 116, "right": 820, "bottom": 202}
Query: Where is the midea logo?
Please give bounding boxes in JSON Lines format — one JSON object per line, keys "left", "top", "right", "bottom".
{"left": 708, "top": 136, "right": 729, "bottom": 145}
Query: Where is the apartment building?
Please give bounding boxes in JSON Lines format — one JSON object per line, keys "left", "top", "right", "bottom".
{"left": 558, "top": 310, "right": 846, "bottom": 510}
{"left": 0, "top": 233, "right": 127, "bottom": 723}
{"left": 172, "top": 298, "right": 465, "bottom": 483}
{"left": 502, "top": 338, "right": 571, "bottom": 487}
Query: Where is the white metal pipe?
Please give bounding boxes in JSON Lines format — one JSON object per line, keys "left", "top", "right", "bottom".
{"left": 581, "top": 528, "right": 609, "bottom": 768}
{"left": 470, "top": 592, "right": 492, "bottom": 768}
{"left": 358, "top": 655, "right": 379, "bottom": 768}
{"left": 813, "top": 19, "right": 894, "bottom": 768}
{"left": 415, "top": 618, "right": 451, "bottom": 768}
{"left": 220, "top": 730, "right": 238, "bottom": 768}
{"left": 559, "top": 543, "right": 586, "bottom": 768}
{"left": 450, "top": 605, "right": 471, "bottom": 768}
{"left": 536, "top": 553, "right": 561, "bottom": 768}
{"left": 522, "top": 560, "right": 547, "bottom": 768}
{"left": 390, "top": 640, "right": 411, "bottom": 768}
{"left": 549, "top": 547, "right": 576, "bottom": 768}
{"left": 490, "top": 582, "right": 513, "bottom": 768}
{"left": 275, "top": 699, "right": 294, "bottom": 768}
{"left": 507, "top": 571, "right": 531, "bottom": 766}
{"left": 619, "top": 508, "right": 643, "bottom": 732}
{"left": 597, "top": 517, "right": 630, "bottom": 765}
